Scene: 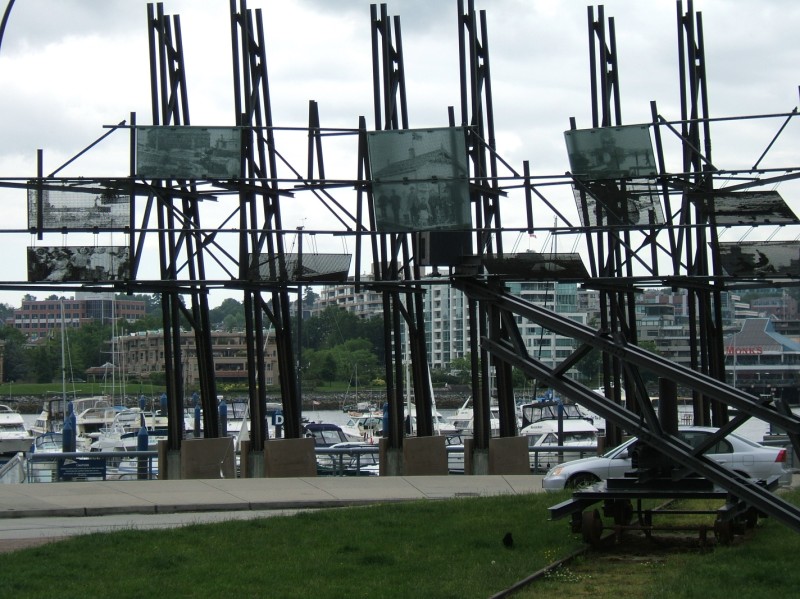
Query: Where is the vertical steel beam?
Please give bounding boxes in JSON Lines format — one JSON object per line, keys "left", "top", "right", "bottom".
{"left": 230, "top": 1, "right": 301, "bottom": 441}
{"left": 677, "top": 0, "right": 727, "bottom": 426}
{"left": 368, "top": 3, "right": 435, "bottom": 445}
{"left": 146, "top": 2, "right": 221, "bottom": 447}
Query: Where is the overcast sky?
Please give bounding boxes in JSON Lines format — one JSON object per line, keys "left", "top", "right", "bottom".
{"left": 1, "top": 0, "right": 798, "bottom": 308}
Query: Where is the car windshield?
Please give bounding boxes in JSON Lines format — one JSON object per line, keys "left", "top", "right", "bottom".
{"left": 602, "top": 438, "right": 636, "bottom": 459}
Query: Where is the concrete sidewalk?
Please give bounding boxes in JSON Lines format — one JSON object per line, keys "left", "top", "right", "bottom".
{"left": 0, "top": 475, "right": 544, "bottom": 518}
{"left": 0, "top": 475, "right": 545, "bottom": 551}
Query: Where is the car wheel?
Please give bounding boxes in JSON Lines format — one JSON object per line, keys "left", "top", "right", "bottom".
{"left": 568, "top": 473, "right": 600, "bottom": 489}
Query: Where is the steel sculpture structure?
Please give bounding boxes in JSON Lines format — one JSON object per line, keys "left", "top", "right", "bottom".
{"left": 2, "top": 0, "right": 800, "bottom": 530}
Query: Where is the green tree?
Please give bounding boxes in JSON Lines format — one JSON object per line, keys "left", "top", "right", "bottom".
{"left": 68, "top": 321, "right": 113, "bottom": 372}
{"left": 575, "top": 348, "right": 602, "bottom": 386}
{"left": 333, "top": 338, "right": 382, "bottom": 382}
{"left": 302, "top": 306, "right": 360, "bottom": 350}
{"left": 0, "top": 327, "right": 29, "bottom": 382}
{"left": 0, "top": 302, "right": 15, "bottom": 323}
{"left": 448, "top": 355, "right": 473, "bottom": 385}
{"left": 210, "top": 298, "right": 245, "bottom": 330}
{"left": 25, "top": 341, "right": 60, "bottom": 383}
{"left": 125, "top": 312, "right": 164, "bottom": 333}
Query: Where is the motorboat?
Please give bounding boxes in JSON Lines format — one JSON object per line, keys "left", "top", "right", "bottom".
{"left": 519, "top": 400, "right": 598, "bottom": 471}
{"left": 0, "top": 404, "right": 34, "bottom": 456}
{"left": 73, "top": 398, "right": 126, "bottom": 449}
{"left": 29, "top": 398, "right": 65, "bottom": 437}
{"left": 446, "top": 398, "right": 501, "bottom": 437}
{"left": 29, "top": 396, "right": 123, "bottom": 448}
{"left": 32, "top": 431, "right": 64, "bottom": 453}
{"left": 302, "top": 422, "right": 350, "bottom": 447}
{"left": 340, "top": 413, "right": 384, "bottom": 442}
{"left": 90, "top": 408, "right": 168, "bottom": 452}
{"left": 316, "top": 441, "right": 380, "bottom": 476}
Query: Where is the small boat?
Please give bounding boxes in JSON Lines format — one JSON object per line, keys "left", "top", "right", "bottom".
{"left": 302, "top": 422, "right": 350, "bottom": 447}
{"left": 25, "top": 432, "right": 64, "bottom": 482}
{"left": 90, "top": 408, "right": 168, "bottom": 452}
{"left": 316, "top": 441, "right": 380, "bottom": 476}
{"left": 32, "top": 431, "right": 64, "bottom": 453}
{"left": 340, "top": 412, "right": 384, "bottom": 442}
{"left": 0, "top": 404, "right": 35, "bottom": 456}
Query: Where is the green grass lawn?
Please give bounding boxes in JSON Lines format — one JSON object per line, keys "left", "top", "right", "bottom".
{"left": 1, "top": 490, "right": 800, "bottom": 598}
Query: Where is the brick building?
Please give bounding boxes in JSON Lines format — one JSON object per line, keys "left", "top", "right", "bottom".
{"left": 10, "top": 293, "right": 146, "bottom": 340}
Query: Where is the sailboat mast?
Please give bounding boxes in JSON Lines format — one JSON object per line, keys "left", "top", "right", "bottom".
{"left": 60, "top": 300, "right": 67, "bottom": 409}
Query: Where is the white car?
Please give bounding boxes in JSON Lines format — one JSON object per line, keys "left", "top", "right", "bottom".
{"left": 542, "top": 426, "right": 792, "bottom": 491}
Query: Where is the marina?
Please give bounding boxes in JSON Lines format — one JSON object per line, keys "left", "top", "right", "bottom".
{"left": 0, "top": 404, "right": 784, "bottom": 487}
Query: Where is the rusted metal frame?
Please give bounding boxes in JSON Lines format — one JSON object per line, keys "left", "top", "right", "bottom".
{"left": 307, "top": 100, "right": 325, "bottom": 181}
{"left": 465, "top": 9, "right": 496, "bottom": 258}
{"left": 572, "top": 180, "right": 662, "bottom": 277}
{"left": 752, "top": 106, "right": 798, "bottom": 171}
{"left": 238, "top": 107, "right": 352, "bottom": 230}
{"left": 695, "top": 9, "right": 726, "bottom": 422}
{"left": 388, "top": 237, "right": 404, "bottom": 446}
{"left": 478, "top": 9, "right": 502, "bottom": 256}
{"left": 405, "top": 236, "right": 434, "bottom": 437}
{"left": 147, "top": 2, "right": 190, "bottom": 447}
{"left": 182, "top": 194, "right": 220, "bottom": 435}
{"left": 354, "top": 116, "right": 376, "bottom": 292}
{"left": 242, "top": 291, "right": 262, "bottom": 448}
{"left": 232, "top": 0, "right": 266, "bottom": 447}
{"left": 255, "top": 11, "right": 300, "bottom": 439}
{"left": 390, "top": 113, "right": 432, "bottom": 436}
{"left": 488, "top": 301, "right": 517, "bottom": 437}
{"left": 678, "top": 1, "right": 726, "bottom": 425}
{"left": 170, "top": 12, "right": 220, "bottom": 436}
{"left": 370, "top": 5, "right": 432, "bottom": 445}
{"left": 619, "top": 353, "right": 661, "bottom": 432}
{"left": 155, "top": 188, "right": 183, "bottom": 447}
{"left": 484, "top": 336, "right": 800, "bottom": 534}
{"left": 587, "top": 6, "right": 629, "bottom": 445}
{"left": 236, "top": 3, "right": 300, "bottom": 437}
{"left": 570, "top": 118, "right": 599, "bottom": 280}
{"left": 459, "top": 0, "right": 510, "bottom": 446}
{"left": 467, "top": 296, "right": 487, "bottom": 451}
{"left": 456, "top": 279, "right": 800, "bottom": 433}
{"left": 128, "top": 113, "right": 137, "bottom": 281}
{"left": 462, "top": 281, "right": 800, "bottom": 530}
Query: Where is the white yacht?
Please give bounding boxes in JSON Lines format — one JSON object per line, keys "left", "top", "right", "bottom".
{"left": 519, "top": 400, "right": 598, "bottom": 471}
{"left": 0, "top": 404, "right": 34, "bottom": 456}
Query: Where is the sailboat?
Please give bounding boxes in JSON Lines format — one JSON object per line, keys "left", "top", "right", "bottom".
{"left": 30, "top": 299, "right": 121, "bottom": 449}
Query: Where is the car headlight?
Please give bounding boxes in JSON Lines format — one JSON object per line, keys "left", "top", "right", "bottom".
{"left": 547, "top": 466, "right": 564, "bottom": 477}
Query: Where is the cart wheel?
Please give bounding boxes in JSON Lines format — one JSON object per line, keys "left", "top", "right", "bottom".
{"left": 582, "top": 509, "right": 603, "bottom": 547}
{"left": 714, "top": 518, "right": 733, "bottom": 545}
{"left": 744, "top": 507, "right": 759, "bottom": 529}
{"left": 612, "top": 499, "right": 633, "bottom": 526}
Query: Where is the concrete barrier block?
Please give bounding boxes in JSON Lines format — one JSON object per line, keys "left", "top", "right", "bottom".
{"left": 264, "top": 437, "right": 317, "bottom": 477}
{"left": 180, "top": 437, "right": 236, "bottom": 479}
{"left": 489, "top": 436, "right": 530, "bottom": 475}
{"left": 403, "top": 435, "right": 448, "bottom": 476}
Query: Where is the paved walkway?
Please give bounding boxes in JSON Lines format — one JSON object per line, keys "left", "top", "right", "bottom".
{"left": 0, "top": 475, "right": 545, "bottom": 552}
